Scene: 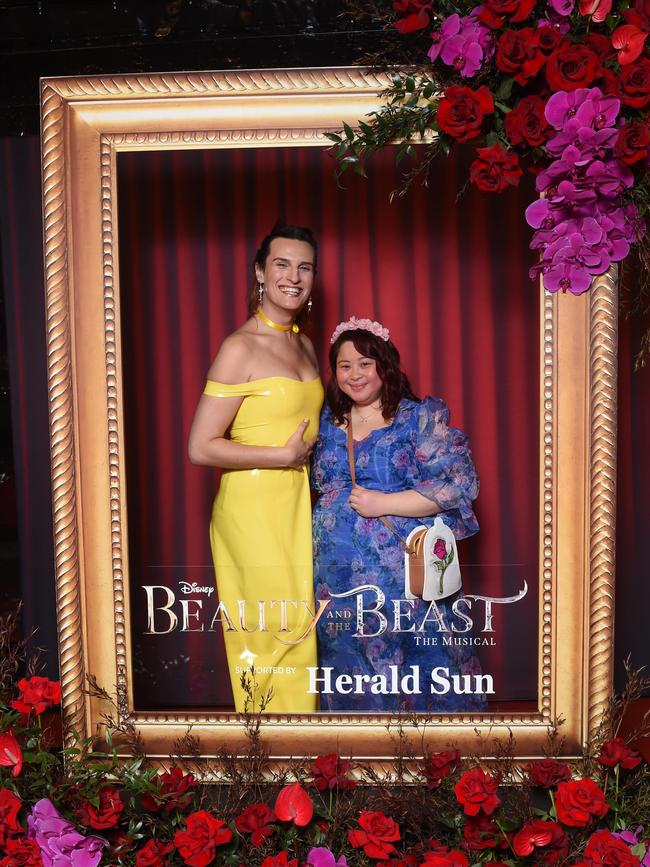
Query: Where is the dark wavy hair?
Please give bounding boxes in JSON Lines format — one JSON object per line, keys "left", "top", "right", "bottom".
{"left": 327, "top": 329, "right": 419, "bottom": 425}
{"left": 248, "top": 221, "right": 318, "bottom": 317}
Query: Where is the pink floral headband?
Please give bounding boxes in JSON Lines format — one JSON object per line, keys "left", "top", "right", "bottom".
{"left": 330, "top": 316, "right": 390, "bottom": 344}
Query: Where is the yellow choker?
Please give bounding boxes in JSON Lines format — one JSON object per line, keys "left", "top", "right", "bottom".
{"left": 256, "top": 307, "right": 299, "bottom": 334}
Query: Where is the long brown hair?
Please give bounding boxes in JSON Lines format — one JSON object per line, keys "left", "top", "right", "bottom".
{"left": 327, "top": 330, "right": 419, "bottom": 425}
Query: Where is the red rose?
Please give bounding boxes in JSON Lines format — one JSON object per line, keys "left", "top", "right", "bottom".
{"left": 76, "top": 786, "right": 124, "bottom": 830}
{"left": 174, "top": 811, "right": 232, "bottom": 867}
{"left": 432, "top": 540, "right": 448, "bottom": 561}
{"left": 505, "top": 96, "right": 552, "bottom": 147}
{"left": 423, "top": 749, "right": 460, "bottom": 789}
{"left": 142, "top": 767, "right": 198, "bottom": 813}
{"left": 615, "top": 121, "right": 650, "bottom": 165}
{"left": 513, "top": 820, "right": 559, "bottom": 856}
{"left": 598, "top": 737, "right": 644, "bottom": 768}
{"left": 421, "top": 850, "right": 468, "bottom": 866}
{"left": 526, "top": 758, "right": 571, "bottom": 788}
{"left": 235, "top": 803, "right": 276, "bottom": 846}
{"left": 260, "top": 854, "right": 299, "bottom": 867}
{"left": 470, "top": 145, "right": 522, "bottom": 193}
{"left": 578, "top": 829, "right": 640, "bottom": 866}
{"left": 454, "top": 768, "right": 501, "bottom": 816}
{"left": 310, "top": 754, "right": 356, "bottom": 791}
{"left": 537, "top": 26, "right": 565, "bottom": 55}
{"left": 546, "top": 44, "right": 599, "bottom": 91}
{"left": 348, "top": 810, "right": 401, "bottom": 860}
{"left": 0, "top": 838, "right": 43, "bottom": 867}
{"left": 0, "top": 733, "right": 22, "bottom": 778}
{"left": 10, "top": 677, "right": 61, "bottom": 716}
{"left": 463, "top": 814, "right": 500, "bottom": 850}
{"left": 0, "top": 789, "right": 22, "bottom": 849}
{"left": 478, "top": 0, "right": 536, "bottom": 28}
{"left": 393, "top": 0, "right": 432, "bottom": 32}
{"left": 135, "top": 840, "right": 174, "bottom": 867}
{"left": 274, "top": 784, "right": 313, "bottom": 827}
{"left": 555, "top": 778, "right": 609, "bottom": 827}
{"left": 618, "top": 58, "right": 650, "bottom": 108}
{"left": 496, "top": 29, "right": 546, "bottom": 84}
{"left": 437, "top": 86, "right": 494, "bottom": 142}
{"left": 586, "top": 32, "right": 615, "bottom": 66}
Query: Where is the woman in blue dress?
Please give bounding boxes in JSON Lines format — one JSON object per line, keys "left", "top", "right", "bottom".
{"left": 311, "top": 317, "right": 486, "bottom": 713}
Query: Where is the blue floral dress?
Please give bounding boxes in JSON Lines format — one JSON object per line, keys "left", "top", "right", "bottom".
{"left": 312, "top": 397, "right": 486, "bottom": 713}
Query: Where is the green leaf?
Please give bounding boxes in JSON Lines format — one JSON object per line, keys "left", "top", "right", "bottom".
{"left": 405, "top": 75, "right": 416, "bottom": 93}
{"left": 353, "top": 163, "right": 368, "bottom": 177}
{"left": 485, "top": 130, "right": 499, "bottom": 146}
{"left": 496, "top": 77, "right": 515, "bottom": 101}
{"left": 494, "top": 100, "right": 512, "bottom": 114}
{"left": 423, "top": 82, "right": 435, "bottom": 99}
{"left": 343, "top": 122, "right": 354, "bottom": 142}
{"left": 323, "top": 132, "right": 341, "bottom": 144}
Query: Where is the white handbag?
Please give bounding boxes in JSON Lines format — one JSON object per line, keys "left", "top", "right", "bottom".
{"left": 403, "top": 516, "right": 462, "bottom": 602}
{"left": 346, "top": 423, "right": 462, "bottom": 602}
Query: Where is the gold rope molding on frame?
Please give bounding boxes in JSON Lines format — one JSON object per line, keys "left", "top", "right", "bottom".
{"left": 100, "top": 139, "right": 129, "bottom": 703}
{"left": 42, "top": 68, "right": 389, "bottom": 101}
{"left": 41, "top": 83, "right": 86, "bottom": 743}
{"left": 41, "top": 66, "right": 617, "bottom": 763}
{"left": 587, "top": 272, "right": 618, "bottom": 737}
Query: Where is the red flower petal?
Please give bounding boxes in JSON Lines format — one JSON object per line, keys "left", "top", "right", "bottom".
{"left": 274, "top": 784, "right": 313, "bottom": 827}
{"left": 612, "top": 24, "right": 648, "bottom": 65}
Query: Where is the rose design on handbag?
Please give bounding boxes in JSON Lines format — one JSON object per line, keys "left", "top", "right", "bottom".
{"left": 432, "top": 538, "right": 455, "bottom": 595}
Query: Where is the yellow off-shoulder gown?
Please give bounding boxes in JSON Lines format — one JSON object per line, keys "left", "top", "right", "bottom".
{"left": 203, "top": 375, "right": 324, "bottom": 713}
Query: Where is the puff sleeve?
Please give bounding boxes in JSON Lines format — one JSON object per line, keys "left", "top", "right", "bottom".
{"left": 412, "top": 396, "right": 479, "bottom": 539}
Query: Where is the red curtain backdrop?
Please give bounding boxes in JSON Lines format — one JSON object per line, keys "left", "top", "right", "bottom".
{"left": 117, "top": 146, "right": 540, "bottom": 709}
{"left": 3, "top": 137, "right": 646, "bottom": 713}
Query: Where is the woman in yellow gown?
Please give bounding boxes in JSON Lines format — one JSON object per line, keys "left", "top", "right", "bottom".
{"left": 188, "top": 224, "right": 324, "bottom": 713}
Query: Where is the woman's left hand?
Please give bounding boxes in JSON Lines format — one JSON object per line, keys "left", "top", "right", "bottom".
{"left": 349, "top": 485, "right": 387, "bottom": 518}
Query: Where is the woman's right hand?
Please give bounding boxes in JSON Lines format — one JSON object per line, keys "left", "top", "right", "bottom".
{"left": 282, "top": 419, "right": 316, "bottom": 469}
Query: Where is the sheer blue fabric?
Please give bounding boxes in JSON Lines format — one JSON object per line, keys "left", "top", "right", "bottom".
{"left": 312, "top": 398, "right": 487, "bottom": 713}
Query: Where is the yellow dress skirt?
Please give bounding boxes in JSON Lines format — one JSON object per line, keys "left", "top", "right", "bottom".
{"left": 204, "top": 376, "right": 324, "bottom": 713}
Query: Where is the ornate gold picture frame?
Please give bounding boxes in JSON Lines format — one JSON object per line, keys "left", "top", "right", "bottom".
{"left": 41, "top": 67, "right": 617, "bottom": 765}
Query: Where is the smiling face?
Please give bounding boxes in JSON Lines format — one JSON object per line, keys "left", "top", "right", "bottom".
{"left": 335, "top": 340, "right": 384, "bottom": 408}
{"left": 255, "top": 237, "right": 315, "bottom": 318}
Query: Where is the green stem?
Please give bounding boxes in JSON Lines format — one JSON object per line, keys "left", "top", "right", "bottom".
{"left": 495, "top": 817, "right": 517, "bottom": 858}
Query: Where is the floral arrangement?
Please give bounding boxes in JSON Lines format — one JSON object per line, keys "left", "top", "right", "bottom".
{"left": 2, "top": 611, "right": 650, "bottom": 867}
{"left": 327, "top": 0, "right": 649, "bottom": 302}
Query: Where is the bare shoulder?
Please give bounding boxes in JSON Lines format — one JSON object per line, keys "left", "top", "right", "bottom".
{"left": 207, "top": 330, "right": 257, "bottom": 384}
{"left": 299, "top": 333, "right": 319, "bottom": 370}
